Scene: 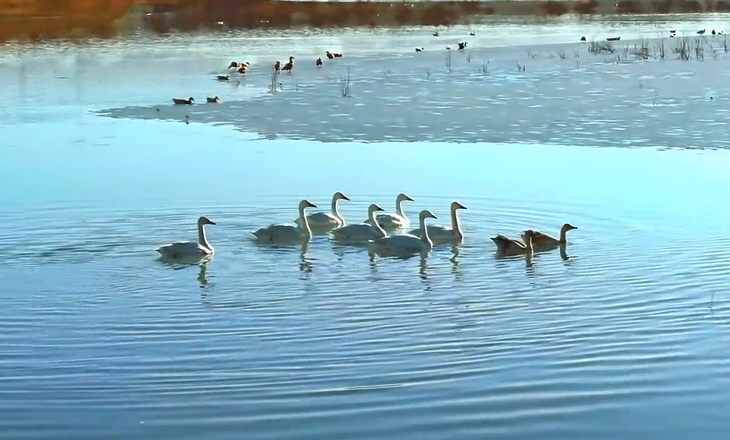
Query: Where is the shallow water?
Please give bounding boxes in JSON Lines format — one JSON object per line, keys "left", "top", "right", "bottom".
{"left": 3, "top": 19, "right": 730, "bottom": 440}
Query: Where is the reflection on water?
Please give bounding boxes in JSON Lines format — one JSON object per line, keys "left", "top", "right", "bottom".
{"left": 4, "top": 21, "right": 730, "bottom": 440}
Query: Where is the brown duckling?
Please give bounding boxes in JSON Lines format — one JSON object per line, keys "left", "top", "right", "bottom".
{"left": 206, "top": 96, "right": 220, "bottom": 103}
{"left": 326, "top": 51, "right": 343, "bottom": 59}
{"left": 273, "top": 61, "right": 281, "bottom": 72}
{"left": 491, "top": 229, "right": 535, "bottom": 257}
{"left": 316, "top": 57, "right": 323, "bottom": 67}
{"left": 522, "top": 223, "right": 577, "bottom": 249}
{"left": 216, "top": 74, "right": 230, "bottom": 81}
{"left": 172, "top": 97, "right": 194, "bottom": 105}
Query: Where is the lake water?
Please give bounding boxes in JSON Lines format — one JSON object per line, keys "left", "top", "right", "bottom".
{"left": 2, "top": 17, "right": 730, "bottom": 440}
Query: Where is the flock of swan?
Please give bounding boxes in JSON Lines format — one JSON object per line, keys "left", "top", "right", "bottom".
{"left": 157, "top": 192, "right": 578, "bottom": 263}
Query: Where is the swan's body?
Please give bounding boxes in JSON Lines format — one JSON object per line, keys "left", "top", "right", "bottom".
{"left": 363, "top": 193, "right": 414, "bottom": 231}
{"left": 408, "top": 201, "right": 466, "bottom": 244}
{"left": 522, "top": 223, "right": 577, "bottom": 250}
{"left": 369, "top": 210, "right": 437, "bottom": 255}
{"left": 331, "top": 204, "right": 386, "bottom": 243}
{"left": 253, "top": 199, "right": 317, "bottom": 243}
{"left": 294, "top": 191, "right": 350, "bottom": 232}
{"left": 491, "top": 230, "right": 535, "bottom": 257}
{"left": 157, "top": 216, "right": 216, "bottom": 260}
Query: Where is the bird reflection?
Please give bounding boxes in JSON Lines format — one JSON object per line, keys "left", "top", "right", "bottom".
{"left": 450, "top": 244, "right": 463, "bottom": 281}
{"left": 197, "top": 261, "right": 210, "bottom": 288}
{"left": 299, "top": 241, "right": 313, "bottom": 273}
{"left": 419, "top": 252, "right": 430, "bottom": 282}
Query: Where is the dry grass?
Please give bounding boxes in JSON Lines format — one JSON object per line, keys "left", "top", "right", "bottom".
{"left": 4, "top": 0, "right": 730, "bottom": 41}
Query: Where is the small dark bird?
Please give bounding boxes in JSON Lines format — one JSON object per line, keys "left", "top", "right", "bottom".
{"left": 458, "top": 42, "right": 467, "bottom": 50}
{"left": 206, "top": 96, "right": 220, "bottom": 103}
{"left": 326, "top": 51, "right": 343, "bottom": 59}
{"left": 697, "top": 29, "right": 706, "bottom": 35}
{"left": 316, "top": 57, "right": 323, "bottom": 67}
{"left": 216, "top": 74, "right": 229, "bottom": 81}
{"left": 433, "top": 31, "right": 439, "bottom": 37}
{"left": 273, "top": 61, "right": 281, "bottom": 72}
{"left": 469, "top": 31, "right": 476, "bottom": 36}
{"left": 415, "top": 47, "right": 424, "bottom": 52}
{"left": 580, "top": 36, "right": 586, "bottom": 42}
{"left": 281, "top": 56, "right": 294, "bottom": 72}
{"left": 172, "top": 97, "right": 194, "bottom": 105}
{"left": 712, "top": 29, "right": 716, "bottom": 35}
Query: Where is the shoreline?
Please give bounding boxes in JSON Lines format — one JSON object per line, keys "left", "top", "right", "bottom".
{"left": 1, "top": 0, "right": 730, "bottom": 42}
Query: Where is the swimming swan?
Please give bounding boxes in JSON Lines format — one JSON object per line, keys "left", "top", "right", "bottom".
{"left": 408, "top": 201, "right": 466, "bottom": 243}
{"left": 369, "top": 209, "right": 437, "bottom": 254}
{"left": 491, "top": 229, "right": 536, "bottom": 257}
{"left": 253, "top": 199, "right": 317, "bottom": 243}
{"left": 294, "top": 191, "right": 350, "bottom": 232}
{"left": 522, "top": 223, "right": 577, "bottom": 250}
{"left": 157, "top": 216, "right": 216, "bottom": 260}
{"left": 363, "top": 193, "right": 414, "bottom": 231}
{"left": 331, "top": 204, "right": 386, "bottom": 242}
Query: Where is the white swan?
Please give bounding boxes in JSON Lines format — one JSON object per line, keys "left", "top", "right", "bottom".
{"left": 408, "top": 201, "right": 466, "bottom": 244}
{"left": 331, "top": 204, "right": 386, "bottom": 243}
{"left": 253, "top": 199, "right": 317, "bottom": 243}
{"left": 157, "top": 216, "right": 216, "bottom": 260}
{"left": 369, "top": 209, "right": 437, "bottom": 254}
{"left": 363, "top": 193, "right": 414, "bottom": 231}
{"left": 294, "top": 191, "right": 350, "bottom": 232}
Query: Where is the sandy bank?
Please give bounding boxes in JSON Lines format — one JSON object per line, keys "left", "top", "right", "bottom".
{"left": 1, "top": 0, "right": 730, "bottom": 42}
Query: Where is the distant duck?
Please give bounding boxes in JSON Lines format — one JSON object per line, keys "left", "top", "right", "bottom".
{"left": 172, "top": 97, "right": 194, "bottom": 105}
{"left": 606, "top": 36, "right": 620, "bottom": 41}
{"left": 316, "top": 57, "right": 323, "bottom": 67}
{"left": 712, "top": 29, "right": 717, "bottom": 35}
{"left": 415, "top": 47, "right": 424, "bottom": 52}
{"left": 206, "top": 96, "right": 220, "bottom": 103}
{"left": 669, "top": 29, "right": 676, "bottom": 33}
{"left": 281, "top": 56, "right": 294, "bottom": 72}
{"left": 580, "top": 36, "right": 586, "bottom": 42}
{"left": 228, "top": 61, "right": 249, "bottom": 70}
{"left": 446, "top": 45, "right": 451, "bottom": 50}
{"left": 469, "top": 30, "right": 476, "bottom": 36}
{"left": 458, "top": 41, "right": 467, "bottom": 50}
{"left": 697, "top": 29, "right": 706, "bottom": 35}
{"left": 326, "top": 51, "right": 343, "bottom": 59}
{"left": 433, "top": 31, "right": 439, "bottom": 36}
{"left": 216, "top": 74, "right": 230, "bottom": 81}
{"left": 273, "top": 61, "right": 281, "bottom": 72}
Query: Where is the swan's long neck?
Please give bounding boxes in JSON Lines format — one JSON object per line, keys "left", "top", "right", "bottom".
{"left": 299, "top": 206, "right": 312, "bottom": 237}
{"left": 331, "top": 197, "right": 344, "bottom": 223}
{"left": 369, "top": 209, "right": 386, "bottom": 236}
{"left": 419, "top": 216, "right": 433, "bottom": 249}
{"left": 198, "top": 223, "right": 211, "bottom": 250}
{"left": 395, "top": 198, "right": 406, "bottom": 218}
{"left": 451, "top": 208, "right": 463, "bottom": 239}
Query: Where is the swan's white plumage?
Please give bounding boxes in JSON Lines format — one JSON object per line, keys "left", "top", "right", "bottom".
{"left": 331, "top": 203, "right": 386, "bottom": 241}
{"left": 157, "top": 216, "right": 216, "bottom": 260}
{"left": 408, "top": 201, "right": 466, "bottom": 243}
{"left": 363, "top": 192, "right": 414, "bottom": 231}
{"left": 369, "top": 210, "right": 437, "bottom": 254}
{"left": 254, "top": 199, "right": 317, "bottom": 242}
{"left": 294, "top": 191, "right": 350, "bottom": 231}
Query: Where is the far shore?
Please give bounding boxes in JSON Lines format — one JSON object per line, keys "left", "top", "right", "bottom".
{"left": 1, "top": 0, "right": 729, "bottom": 42}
